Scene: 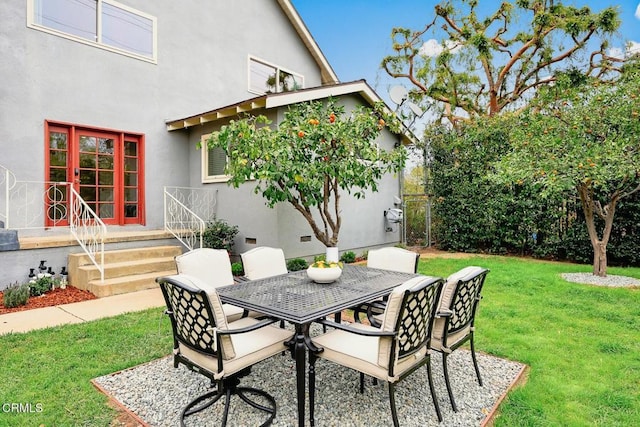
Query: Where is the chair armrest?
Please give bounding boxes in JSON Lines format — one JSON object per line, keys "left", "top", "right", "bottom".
{"left": 436, "top": 308, "right": 453, "bottom": 318}
{"left": 315, "top": 318, "right": 395, "bottom": 337}
{"left": 215, "top": 317, "right": 281, "bottom": 336}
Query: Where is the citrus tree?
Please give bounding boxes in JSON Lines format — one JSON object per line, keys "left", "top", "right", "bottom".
{"left": 495, "top": 59, "right": 640, "bottom": 276}
{"left": 205, "top": 98, "right": 407, "bottom": 248}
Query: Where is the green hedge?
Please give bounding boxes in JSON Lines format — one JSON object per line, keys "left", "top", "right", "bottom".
{"left": 426, "top": 119, "right": 640, "bottom": 267}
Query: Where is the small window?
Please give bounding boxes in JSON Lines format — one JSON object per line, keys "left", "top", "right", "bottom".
{"left": 28, "top": 0, "right": 157, "bottom": 62}
{"left": 249, "top": 57, "right": 303, "bottom": 94}
{"left": 201, "top": 135, "right": 230, "bottom": 183}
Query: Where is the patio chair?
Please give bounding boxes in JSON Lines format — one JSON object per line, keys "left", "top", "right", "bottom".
{"left": 430, "top": 266, "right": 489, "bottom": 412}
{"left": 352, "top": 247, "right": 420, "bottom": 324}
{"left": 240, "top": 246, "right": 288, "bottom": 280}
{"left": 309, "top": 275, "right": 445, "bottom": 426}
{"left": 174, "top": 248, "right": 245, "bottom": 322}
{"left": 157, "top": 274, "right": 293, "bottom": 427}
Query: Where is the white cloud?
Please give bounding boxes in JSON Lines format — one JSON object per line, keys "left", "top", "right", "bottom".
{"left": 607, "top": 41, "right": 640, "bottom": 59}
{"left": 419, "top": 39, "right": 462, "bottom": 57}
{"left": 635, "top": 3, "right": 640, "bottom": 19}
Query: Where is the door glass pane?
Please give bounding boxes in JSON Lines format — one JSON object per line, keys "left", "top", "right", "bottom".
{"left": 79, "top": 153, "right": 95, "bottom": 168}
{"left": 80, "top": 186, "right": 96, "bottom": 201}
{"left": 124, "top": 188, "right": 137, "bottom": 202}
{"left": 80, "top": 170, "right": 95, "bottom": 185}
{"left": 99, "top": 204, "right": 114, "bottom": 218}
{"left": 49, "top": 151, "right": 67, "bottom": 167}
{"left": 125, "top": 204, "right": 137, "bottom": 218}
{"left": 99, "top": 188, "right": 114, "bottom": 202}
{"left": 98, "top": 138, "right": 114, "bottom": 154}
{"left": 49, "top": 132, "right": 67, "bottom": 150}
{"left": 79, "top": 136, "right": 97, "bottom": 152}
{"left": 98, "top": 154, "right": 114, "bottom": 169}
{"left": 125, "top": 157, "right": 137, "bottom": 171}
{"left": 49, "top": 168, "right": 66, "bottom": 182}
{"left": 124, "top": 141, "right": 137, "bottom": 156}
{"left": 34, "top": 0, "right": 97, "bottom": 42}
{"left": 124, "top": 172, "right": 137, "bottom": 186}
{"left": 99, "top": 171, "right": 114, "bottom": 185}
{"left": 102, "top": 2, "right": 154, "bottom": 58}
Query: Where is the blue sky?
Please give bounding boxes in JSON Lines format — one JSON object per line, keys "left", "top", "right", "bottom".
{"left": 291, "top": 1, "right": 640, "bottom": 104}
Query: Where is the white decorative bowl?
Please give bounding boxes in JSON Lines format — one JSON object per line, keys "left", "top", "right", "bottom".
{"left": 307, "top": 266, "right": 342, "bottom": 284}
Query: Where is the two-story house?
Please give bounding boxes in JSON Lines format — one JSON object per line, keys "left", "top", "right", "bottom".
{"left": 0, "top": 0, "right": 410, "bottom": 294}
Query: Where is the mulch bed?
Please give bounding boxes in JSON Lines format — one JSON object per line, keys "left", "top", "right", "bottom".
{"left": 0, "top": 286, "right": 97, "bottom": 315}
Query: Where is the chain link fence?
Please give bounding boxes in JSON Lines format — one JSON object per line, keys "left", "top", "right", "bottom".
{"left": 402, "top": 194, "right": 432, "bottom": 247}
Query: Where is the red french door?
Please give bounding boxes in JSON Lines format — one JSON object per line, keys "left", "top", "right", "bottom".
{"left": 45, "top": 122, "right": 145, "bottom": 226}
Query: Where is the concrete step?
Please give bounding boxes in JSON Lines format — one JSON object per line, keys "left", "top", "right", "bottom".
{"left": 68, "top": 245, "right": 182, "bottom": 272}
{"left": 87, "top": 270, "right": 176, "bottom": 297}
{"left": 73, "top": 256, "right": 178, "bottom": 285}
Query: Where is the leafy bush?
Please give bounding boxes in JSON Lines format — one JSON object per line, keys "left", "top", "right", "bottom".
{"left": 29, "top": 276, "right": 56, "bottom": 297}
{"left": 286, "top": 258, "right": 308, "bottom": 271}
{"left": 201, "top": 219, "right": 239, "bottom": 252}
{"left": 231, "top": 262, "right": 244, "bottom": 276}
{"left": 313, "top": 254, "right": 326, "bottom": 263}
{"left": 339, "top": 251, "right": 356, "bottom": 263}
{"left": 3, "top": 282, "right": 30, "bottom": 308}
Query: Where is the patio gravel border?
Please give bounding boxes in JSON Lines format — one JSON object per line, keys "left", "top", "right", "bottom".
{"left": 93, "top": 325, "right": 527, "bottom": 427}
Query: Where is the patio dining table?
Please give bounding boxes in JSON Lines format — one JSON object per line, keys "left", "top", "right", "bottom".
{"left": 217, "top": 264, "right": 418, "bottom": 427}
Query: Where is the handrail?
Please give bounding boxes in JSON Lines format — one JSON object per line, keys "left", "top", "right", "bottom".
{"left": 70, "top": 187, "right": 106, "bottom": 282}
{"left": 164, "top": 188, "right": 207, "bottom": 250}
{"left": 1, "top": 164, "right": 17, "bottom": 228}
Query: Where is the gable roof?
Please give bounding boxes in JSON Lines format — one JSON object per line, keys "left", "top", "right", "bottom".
{"left": 165, "top": 80, "right": 418, "bottom": 145}
{"left": 277, "top": 0, "right": 339, "bottom": 85}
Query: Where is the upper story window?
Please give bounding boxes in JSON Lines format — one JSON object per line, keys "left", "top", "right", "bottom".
{"left": 249, "top": 56, "right": 303, "bottom": 94}
{"left": 28, "top": 0, "right": 157, "bottom": 63}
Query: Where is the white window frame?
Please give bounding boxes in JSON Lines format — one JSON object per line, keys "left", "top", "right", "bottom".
{"left": 248, "top": 56, "right": 304, "bottom": 95}
{"left": 201, "top": 134, "right": 230, "bottom": 183}
{"left": 27, "top": 0, "right": 158, "bottom": 64}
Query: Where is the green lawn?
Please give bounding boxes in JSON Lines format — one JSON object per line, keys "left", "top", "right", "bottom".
{"left": 419, "top": 256, "right": 640, "bottom": 426}
{"left": 0, "top": 255, "right": 638, "bottom": 426}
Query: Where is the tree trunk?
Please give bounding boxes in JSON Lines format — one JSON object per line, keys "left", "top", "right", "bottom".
{"left": 592, "top": 240, "right": 607, "bottom": 277}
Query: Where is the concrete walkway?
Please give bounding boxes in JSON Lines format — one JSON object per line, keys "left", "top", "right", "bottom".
{"left": 0, "top": 287, "right": 165, "bottom": 335}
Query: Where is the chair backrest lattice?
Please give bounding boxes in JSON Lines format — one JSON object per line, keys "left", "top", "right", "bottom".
{"left": 448, "top": 270, "right": 488, "bottom": 334}
{"left": 161, "top": 278, "right": 218, "bottom": 357}
{"left": 394, "top": 278, "right": 443, "bottom": 359}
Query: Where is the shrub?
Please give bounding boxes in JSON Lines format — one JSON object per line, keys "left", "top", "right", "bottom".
{"left": 3, "top": 282, "right": 30, "bottom": 308}
{"left": 287, "top": 258, "right": 308, "bottom": 271}
{"left": 201, "top": 219, "right": 239, "bottom": 252}
{"left": 339, "top": 251, "right": 356, "bottom": 263}
{"left": 231, "top": 262, "right": 244, "bottom": 276}
{"left": 313, "top": 254, "right": 326, "bottom": 263}
{"left": 29, "top": 276, "right": 56, "bottom": 297}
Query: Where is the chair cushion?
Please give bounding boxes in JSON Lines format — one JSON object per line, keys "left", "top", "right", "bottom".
{"left": 378, "top": 276, "right": 430, "bottom": 366}
{"left": 179, "top": 318, "right": 293, "bottom": 379}
{"left": 367, "top": 247, "right": 418, "bottom": 274}
{"left": 313, "top": 323, "right": 429, "bottom": 383}
{"left": 175, "top": 248, "right": 234, "bottom": 288}
{"left": 430, "top": 322, "right": 471, "bottom": 352}
{"left": 437, "top": 266, "right": 485, "bottom": 312}
{"left": 241, "top": 247, "right": 288, "bottom": 280}
{"left": 171, "top": 274, "right": 235, "bottom": 359}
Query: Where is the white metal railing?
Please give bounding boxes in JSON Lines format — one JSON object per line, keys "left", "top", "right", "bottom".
{"left": 164, "top": 186, "right": 218, "bottom": 220}
{"left": 1, "top": 165, "right": 70, "bottom": 229}
{"left": 164, "top": 191, "right": 204, "bottom": 250}
{"left": 70, "top": 187, "right": 106, "bottom": 282}
{"left": 164, "top": 186, "right": 217, "bottom": 250}
{"left": 0, "top": 165, "right": 15, "bottom": 227}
